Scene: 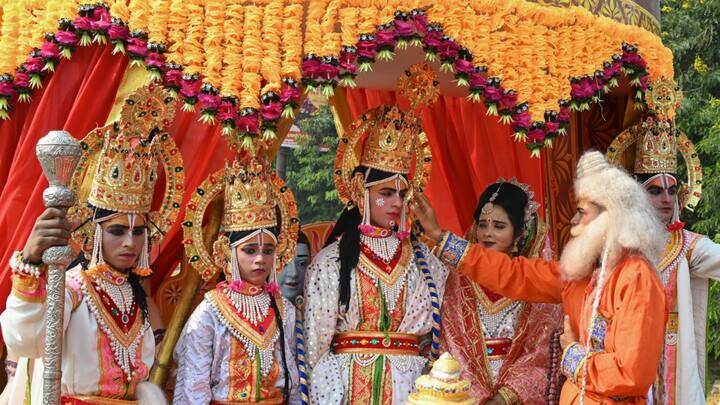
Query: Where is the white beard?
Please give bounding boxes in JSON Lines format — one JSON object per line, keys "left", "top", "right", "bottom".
{"left": 559, "top": 212, "right": 609, "bottom": 280}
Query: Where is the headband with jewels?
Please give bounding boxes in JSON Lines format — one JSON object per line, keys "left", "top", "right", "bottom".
{"left": 334, "top": 63, "right": 437, "bottom": 208}
{"left": 183, "top": 157, "right": 299, "bottom": 281}
{"left": 67, "top": 83, "right": 184, "bottom": 252}
{"left": 606, "top": 78, "right": 702, "bottom": 211}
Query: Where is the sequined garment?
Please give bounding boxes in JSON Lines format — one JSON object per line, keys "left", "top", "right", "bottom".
{"left": 440, "top": 271, "right": 561, "bottom": 404}
{"left": 303, "top": 239, "right": 448, "bottom": 404}
{"left": 1, "top": 267, "right": 154, "bottom": 400}
{"left": 173, "top": 292, "right": 300, "bottom": 404}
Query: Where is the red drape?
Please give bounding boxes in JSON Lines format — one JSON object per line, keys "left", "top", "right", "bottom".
{"left": 342, "top": 88, "right": 545, "bottom": 235}
{"left": 0, "top": 44, "right": 233, "bottom": 323}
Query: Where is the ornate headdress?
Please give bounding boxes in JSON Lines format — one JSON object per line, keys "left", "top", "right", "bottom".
{"left": 183, "top": 156, "right": 299, "bottom": 282}
{"left": 607, "top": 78, "right": 702, "bottom": 212}
{"left": 334, "top": 64, "right": 437, "bottom": 233}
{"left": 68, "top": 83, "right": 184, "bottom": 276}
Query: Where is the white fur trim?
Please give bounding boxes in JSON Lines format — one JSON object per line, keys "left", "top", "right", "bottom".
{"left": 136, "top": 381, "right": 167, "bottom": 405}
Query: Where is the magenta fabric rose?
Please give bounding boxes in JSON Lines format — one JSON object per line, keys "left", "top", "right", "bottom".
{"left": 237, "top": 113, "right": 259, "bottom": 133}
{"left": 302, "top": 58, "right": 321, "bottom": 79}
{"left": 639, "top": 75, "right": 650, "bottom": 89}
{"left": 621, "top": 52, "right": 647, "bottom": 68}
{"left": 339, "top": 51, "right": 357, "bottom": 72}
{"left": 92, "top": 18, "right": 111, "bottom": 31}
{"left": 499, "top": 91, "right": 518, "bottom": 110}
{"left": 73, "top": 17, "right": 93, "bottom": 31}
{"left": 375, "top": 29, "right": 396, "bottom": 48}
{"left": 0, "top": 81, "right": 15, "bottom": 96}
{"left": 603, "top": 62, "right": 622, "bottom": 80}
{"left": 512, "top": 111, "right": 532, "bottom": 129}
{"left": 454, "top": 59, "right": 474, "bottom": 75}
{"left": 261, "top": 102, "right": 282, "bottom": 121}
{"left": 394, "top": 19, "right": 415, "bottom": 38}
{"left": 469, "top": 72, "right": 487, "bottom": 89}
{"left": 180, "top": 79, "right": 200, "bottom": 98}
{"left": 108, "top": 24, "right": 130, "bottom": 41}
{"left": 438, "top": 39, "right": 459, "bottom": 60}
{"left": 127, "top": 38, "right": 148, "bottom": 57}
{"left": 40, "top": 42, "right": 61, "bottom": 59}
{"left": 13, "top": 72, "right": 30, "bottom": 87}
{"left": 411, "top": 13, "right": 428, "bottom": 34}
{"left": 558, "top": 107, "right": 570, "bottom": 122}
{"left": 163, "top": 69, "right": 182, "bottom": 87}
{"left": 317, "top": 63, "right": 339, "bottom": 80}
{"left": 198, "top": 93, "right": 220, "bottom": 110}
{"left": 423, "top": 31, "right": 443, "bottom": 48}
{"left": 356, "top": 40, "right": 376, "bottom": 59}
{"left": 280, "top": 85, "right": 300, "bottom": 104}
{"left": 571, "top": 79, "right": 594, "bottom": 99}
{"left": 218, "top": 102, "right": 237, "bottom": 122}
{"left": 484, "top": 86, "right": 502, "bottom": 102}
{"left": 24, "top": 56, "right": 43, "bottom": 73}
{"left": 527, "top": 128, "right": 546, "bottom": 143}
{"left": 545, "top": 121, "right": 560, "bottom": 134}
{"left": 93, "top": 7, "right": 111, "bottom": 22}
{"left": 55, "top": 31, "right": 78, "bottom": 46}
{"left": 145, "top": 52, "right": 165, "bottom": 68}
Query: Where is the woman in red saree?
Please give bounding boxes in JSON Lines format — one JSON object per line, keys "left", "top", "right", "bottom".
{"left": 440, "top": 180, "right": 562, "bottom": 405}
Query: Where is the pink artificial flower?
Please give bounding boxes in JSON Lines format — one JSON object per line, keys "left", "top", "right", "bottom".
{"left": 0, "top": 81, "right": 15, "bottom": 96}
{"left": 55, "top": 31, "right": 78, "bottom": 46}
{"left": 545, "top": 121, "right": 560, "bottom": 134}
{"left": 261, "top": 102, "right": 282, "bottom": 121}
{"left": 73, "top": 16, "right": 93, "bottom": 31}
{"left": 454, "top": 59, "right": 474, "bottom": 75}
{"left": 410, "top": 13, "right": 429, "bottom": 34}
{"left": 126, "top": 37, "right": 148, "bottom": 57}
{"left": 558, "top": 107, "right": 571, "bottom": 122}
{"left": 24, "top": 56, "right": 43, "bottom": 73}
{"left": 265, "top": 282, "right": 280, "bottom": 294}
{"left": 228, "top": 279, "right": 244, "bottom": 292}
{"left": 339, "top": 51, "right": 357, "bottom": 72}
{"left": 396, "top": 230, "right": 409, "bottom": 240}
{"left": 438, "top": 40, "right": 460, "bottom": 60}
{"left": 218, "top": 101, "right": 237, "bottom": 122}
{"left": 317, "top": 63, "right": 339, "bottom": 80}
{"left": 163, "top": 69, "right": 182, "bottom": 87}
{"left": 603, "top": 62, "right": 622, "bottom": 80}
{"left": 358, "top": 224, "right": 375, "bottom": 235}
{"left": 280, "top": 85, "right": 300, "bottom": 104}
{"left": 198, "top": 93, "right": 220, "bottom": 110}
{"left": 179, "top": 78, "right": 200, "bottom": 98}
{"left": 622, "top": 52, "right": 647, "bottom": 68}
{"left": 469, "top": 72, "right": 487, "bottom": 89}
{"left": 499, "top": 91, "right": 518, "bottom": 110}
{"left": 512, "top": 110, "right": 532, "bottom": 129}
{"left": 237, "top": 113, "right": 259, "bottom": 133}
{"left": 40, "top": 42, "right": 60, "bottom": 59}
{"left": 14, "top": 72, "right": 30, "bottom": 87}
{"left": 375, "top": 29, "right": 397, "bottom": 48}
{"left": 394, "top": 19, "right": 415, "bottom": 38}
{"left": 527, "top": 128, "right": 546, "bottom": 143}
{"left": 356, "top": 40, "right": 376, "bottom": 59}
{"left": 93, "top": 7, "right": 111, "bottom": 22}
{"left": 145, "top": 52, "right": 165, "bottom": 68}
{"left": 483, "top": 85, "right": 502, "bottom": 102}
{"left": 639, "top": 75, "right": 650, "bottom": 89}
{"left": 91, "top": 18, "right": 111, "bottom": 32}
{"left": 108, "top": 24, "right": 129, "bottom": 41}
{"left": 571, "top": 79, "right": 594, "bottom": 99}
{"left": 423, "top": 31, "right": 443, "bottom": 48}
{"left": 301, "top": 58, "right": 321, "bottom": 79}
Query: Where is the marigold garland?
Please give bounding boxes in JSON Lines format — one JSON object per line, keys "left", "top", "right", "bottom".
{"left": 109, "top": 0, "right": 130, "bottom": 23}
{"left": 0, "top": 2, "right": 21, "bottom": 75}
{"left": 128, "top": 0, "right": 151, "bottom": 32}
{"left": 203, "top": 0, "right": 225, "bottom": 87}
{"left": 280, "top": 3, "right": 303, "bottom": 79}
{"left": 241, "top": 4, "right": 263, "bottom": 111}
{"left": 221, "top": 4, "right": 244, "bottom": 97}
{"left": 183, "top": 0, "right": 204, "bottom": 75}
{"left": 147, "top": 0, "right": 170, "bottom": 44}
{"left": 166, "top": 0, "right": 187, "bottom": 66}
{"left": 261, "top": 0, "right": 283, "bottom": 94}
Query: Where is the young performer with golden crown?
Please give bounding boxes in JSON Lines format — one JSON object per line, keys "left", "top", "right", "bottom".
{"left": 174, "top": 156, "right": 300, "bottom": 404}
{"left": 0, "top": 83, "right": 184, "bottom": 404}
{"left": 440, "top": 180, "right": 562, "bottom": 405}
{"left": 411, "top": 151, "right": 668, "bottom": 405}
{"left": 302, "top": 64, "right": 448, "bottom": 404}
{"left": 606, "top": 79, "right": 720, "bottom": 404}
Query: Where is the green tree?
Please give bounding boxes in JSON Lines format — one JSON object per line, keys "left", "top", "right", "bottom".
{"left": 660, "top": 0, "right": 720, "bottom": 380}
{"left": 284, "top": 105, "right": 343, "bottom": 224}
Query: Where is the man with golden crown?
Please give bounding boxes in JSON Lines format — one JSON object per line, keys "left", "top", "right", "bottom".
{"left": 0, "top": 83, "right": 184, "bottom": 404}
{"left": 606, "top": 79, "right": 720, "bottom": 404}
{"left": 302, "top": 64, "right": 448, "bottom": 404}
{"left": 174, "top": 156, "right": 300, "bottom": 404}
{"left": 411, "top": 151, "right": 668, "bottom": 405}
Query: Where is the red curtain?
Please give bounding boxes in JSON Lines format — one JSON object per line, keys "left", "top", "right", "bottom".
{"left": 0, "top": 44, "right": 233, "bottom": 323}
{"left": 342, "top": 88, "right": 545, "bottom": 235}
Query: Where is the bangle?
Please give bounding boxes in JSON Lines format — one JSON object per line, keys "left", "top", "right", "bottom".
{"left": 9, "top": 251, "right": 42, "bottom": 278}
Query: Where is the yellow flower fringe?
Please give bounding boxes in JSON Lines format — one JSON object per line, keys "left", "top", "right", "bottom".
{"left": 0, "top": 0, "right": 672, "bottom": 123}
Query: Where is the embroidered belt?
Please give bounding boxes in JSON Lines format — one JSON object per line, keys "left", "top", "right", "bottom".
{"left": 332, "top": 331, "right": 419, "bottom": 356}
{"left": 61, "top": 396, "right": 138, "bottom": 405}
{"left": 485, "top": 337, "right": 513, "bottom": 360}
{"left": 210, "top": 397, "right": 284, "bottom": 405}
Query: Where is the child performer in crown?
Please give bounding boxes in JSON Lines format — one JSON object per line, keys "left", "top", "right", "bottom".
{"left": 174, "top": 157, "right": 300, "bottom": 404}
{"left": 303, "top": 64, "right": 449, "bottom": 404}
{"left": 0, "top": 83, "right": 184, "bottom": 404}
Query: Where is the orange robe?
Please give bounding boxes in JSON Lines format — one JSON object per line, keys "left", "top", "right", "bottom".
{"left": 438, "top": 235, "right": 666, "bottom": 405}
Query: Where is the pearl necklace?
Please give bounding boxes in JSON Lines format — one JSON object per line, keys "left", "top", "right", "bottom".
{"left": 96, "top": 278, "right": 134, "bottom": 316}
{"left": 226, "top": 289, "right": 271, "bottom": 326}
{"left": 360, "top": 234, "right": 401, "bottom": 263}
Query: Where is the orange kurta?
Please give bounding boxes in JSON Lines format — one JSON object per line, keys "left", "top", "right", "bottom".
{"left": 448, "top": 242, "right": 666, "bottom": 405}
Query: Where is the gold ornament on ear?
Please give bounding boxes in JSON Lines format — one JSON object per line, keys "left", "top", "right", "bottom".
{"left": 212, "top": 234, "right": 232, "bottom": 270}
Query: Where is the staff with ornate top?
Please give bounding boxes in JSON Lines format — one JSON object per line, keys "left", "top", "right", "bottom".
{"left": 35, "top": 130, "right": 82, "bottom": 405}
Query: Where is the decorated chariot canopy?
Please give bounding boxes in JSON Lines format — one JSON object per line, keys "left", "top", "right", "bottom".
{"left": 0, "top": 0, "right": 674, "bottom": 325}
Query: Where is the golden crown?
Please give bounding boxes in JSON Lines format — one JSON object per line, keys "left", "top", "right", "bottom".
{"left": 87, "top": 83, "right": 174, "bottom": 213}
{"left": 359, "top": 105, "right": 420, "bottom": 174}
{"left": 223, "top": 158, "right": 278, "bottom": 232}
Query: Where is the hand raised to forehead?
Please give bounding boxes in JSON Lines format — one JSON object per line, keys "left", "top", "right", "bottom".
{"left": 409, "top": 194, "right": 442, "bottom": 242}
